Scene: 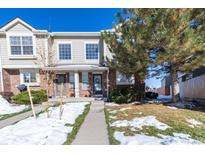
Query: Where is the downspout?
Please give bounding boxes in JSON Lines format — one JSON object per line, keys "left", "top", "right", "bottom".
{"left": 0, "top": 44, "right": 4, "bottom": 92}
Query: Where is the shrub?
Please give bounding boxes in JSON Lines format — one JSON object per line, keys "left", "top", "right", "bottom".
{"left": 11, "top": 89, "right": 47, "bottom": 105}
{"left": 109, "top": 87, "right": 144, "bottom": 104}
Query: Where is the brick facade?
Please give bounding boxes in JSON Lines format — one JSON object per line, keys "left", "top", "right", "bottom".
{"left": 2, "top": 69, "right": 20, "bottom": 95}
{"left": 157, "top": 86, "right": 170, "bottom": 95}
{"left": 1, "top": 68, "right": 145, "bottom": 97}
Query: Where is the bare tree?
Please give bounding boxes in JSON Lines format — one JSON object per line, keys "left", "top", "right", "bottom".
{"left": 35, "top": 34, "right": 58, "bottom": 118}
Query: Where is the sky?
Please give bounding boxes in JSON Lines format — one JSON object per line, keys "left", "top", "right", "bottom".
{"left": 0, "top": 8, "right": 119, "bottom": 31}
{"left": 0, "top": 8, "right": 161, "bottom": 88}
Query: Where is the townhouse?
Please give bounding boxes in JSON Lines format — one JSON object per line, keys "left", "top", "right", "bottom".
{"left": 0, "top": 18, "right": 144, "bottom": 98}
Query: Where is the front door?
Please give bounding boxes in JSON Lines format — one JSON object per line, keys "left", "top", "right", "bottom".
{"left": 56, "top": 74, "right": 66, "bottom": 96}
{"left": 93, "top": 74, "right": 102, "bottom": 95}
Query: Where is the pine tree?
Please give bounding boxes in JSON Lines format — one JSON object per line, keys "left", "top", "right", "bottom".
{"left": 101, "top": 9, "right": 150, "bottom": 81}
{"left": 102, "top": 9, "right": 205, "bottom": 103}
{"left": 134, "top": 9, "right": 205, "bottom": 102}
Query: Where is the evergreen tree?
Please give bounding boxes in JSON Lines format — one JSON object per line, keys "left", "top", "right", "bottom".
{"left": 133, "top": 9, "right": 205, "bottom": 102}
{"left": 101, "top": 9, "right": 150, "bottom": 81}
{"left": 103, "top": 9, "right": 205, "bottom": 103}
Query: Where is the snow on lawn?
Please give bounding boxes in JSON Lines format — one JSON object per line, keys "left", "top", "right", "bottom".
{"left": 186, "top": 119, "right": 202, "bottom": 128}
{"left": 114, "top": 131, "right": 202, "bottom": 145}
{"left": 0, "top": 95, "right": 28, "bottom": 115}
{"left": 167, "top": 106, "right": 178, "bottom": 110}
{"left": 105, "top": 103, "right": 119, "bottom": 107}
{"left": 0, "top": 102, "right": 89, "bottom": 145}
{"left": 119, "top": 107, "right": 132, "bottom": 111}
{"left": 157, "top": 95, "right": 172, "bottom": 100}
{"left": 111, "top": 116, "right": 169, "bottom": 130}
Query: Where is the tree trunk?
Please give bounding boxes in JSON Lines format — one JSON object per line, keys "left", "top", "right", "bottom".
{"left": 170, "top": 70, "right": 178, "bottom": 103}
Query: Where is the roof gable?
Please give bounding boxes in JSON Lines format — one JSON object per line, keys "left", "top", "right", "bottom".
{"left": 1, "top": 18, "right": 36, "bottom": 31}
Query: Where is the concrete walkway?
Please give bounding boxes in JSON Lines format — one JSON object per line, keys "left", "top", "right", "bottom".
{"left": 72, "top": 101, "right": 109, "bottom": 145}
{"left": 0, "top": 105, "right": 47, "bottom": 129}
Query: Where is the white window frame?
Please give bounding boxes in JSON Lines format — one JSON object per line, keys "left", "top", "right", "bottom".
{"left": 84, "top": 41, "right": 100, "bottom": 62}
{"left": 7, "top": 33, "right": 36, "bottom": 59}
{"left": 57, "top": 41, "right": 72, "bottom": 62}
{"left": 82, "top": 72, "right": 89, "bottom": 90}
{"left": 116, "top": 71, "right": 135, "bottom": 85}
{"left": 20, "top": 69, "right": 40, "bottom": 86}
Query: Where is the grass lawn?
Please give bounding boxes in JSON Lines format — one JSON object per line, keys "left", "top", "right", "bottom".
{"left": 0, "top": 107, "right": 31, "bottom": 121}
{"left": 64, "top": 103, "right": 91, "bottom": 145}
{"left": 105, "top": 103, "right": 205, "bottom": 144}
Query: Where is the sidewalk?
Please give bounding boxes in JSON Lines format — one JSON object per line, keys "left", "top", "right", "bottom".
{"left": 0, "top": 105, "right": 47, "bottom": 129}
{"left": 72, "top": 101, "right": 109, "bottom": 145}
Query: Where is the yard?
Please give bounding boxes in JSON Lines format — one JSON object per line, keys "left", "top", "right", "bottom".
{"left": 0, "top": 102, "right": 90, "bottom": 145}
{"left": 0, "top": 95, "right": 31, "bottom": 120}
{"left": 105, "top": 103, "right": 205, "bottom": 145}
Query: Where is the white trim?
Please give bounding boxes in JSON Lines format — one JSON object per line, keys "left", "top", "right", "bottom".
{"left": 84, "top": 41, "right": 100, "bottom": 63}
{"left": 51, "top": 32, "right": 100, "bottom": 37}
{"left": 56, "top": 41, "right": 73, "bottom": 63}
{"left": 44, "top": 36, "right": 48, "bottom": 66}
{"left": 1, "top": 18, "right": 36, "bottom": 31}
{"left": 6, "top": 32, "right": 37, "bottom": 58}
{"left": 19, "top": 68, "right": 40, "bottom": 86}
{"left": 3, "top": 65, "right": 42, "bottom": 69}
{"left": 74, "top": 72, "right": 79, "bottom": 98}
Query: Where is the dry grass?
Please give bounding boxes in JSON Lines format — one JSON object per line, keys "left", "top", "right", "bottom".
{"left": 105, "top": 103, "right": 205, "bottom": 143}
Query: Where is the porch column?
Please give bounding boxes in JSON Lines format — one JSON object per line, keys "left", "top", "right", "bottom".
{"left": 74, "top": 72, "right": 80, "bottom": 98}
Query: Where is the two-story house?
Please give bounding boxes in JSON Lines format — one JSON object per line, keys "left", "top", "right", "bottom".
{"left": 0, "top": 18, "right": 144, "bottom": 98}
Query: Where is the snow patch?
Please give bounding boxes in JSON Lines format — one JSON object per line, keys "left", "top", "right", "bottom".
{"left": 0, "top": 95, "right": 28, "bottom": 115}
{"left": 0, "top": 102, "right": 89, "bottom": 145}
{"left": 167, "top": 106, "right": 178, "bottom": 110}
{"left": 109, "top": 110, "right": 118, "bottom": 114}
{"left": 105, "top": 103, "right": 119, "bottom": 107}
{"left": 111, "top": 116, "right": 169, "bottom": 130}
{"left": 186, "top": 119, "right": 202, "bottom": 128}
{"left": 157, "top": 95, "right": 172, "bottom": 100}
{"left": 119, "top": 107, "right": 132, "bottom": 111}
{"left": 114, "top": 131, "right": 202, "bottom": 145}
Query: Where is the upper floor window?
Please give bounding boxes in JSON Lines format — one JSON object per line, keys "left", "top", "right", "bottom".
{"left": 10, "top": 36, "right": 33, "bottom": 55}
{"left": 59, "top": 44, "right": 71, "bottom": 60}
{"left": 85, "top": 43, "right": 99, "bottom": 60}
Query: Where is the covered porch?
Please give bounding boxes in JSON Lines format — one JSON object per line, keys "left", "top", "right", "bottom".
{"left": 43, "top": 65, "right": 108, "bottom": 98}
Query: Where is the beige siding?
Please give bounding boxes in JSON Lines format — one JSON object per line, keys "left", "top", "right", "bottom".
{"left": 179, "top": 75, "right": 205, "bottom": 100}
{"left": 52, "top": 36, "right": 104, "bottom": 65}
{"left": 0, "top": 35, "right": 46, "bottom": 68}
{"left": 7, "top": 23, "right": 32, "bottom": 33}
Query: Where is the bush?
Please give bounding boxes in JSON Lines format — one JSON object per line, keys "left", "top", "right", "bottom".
{"left": 11, "top": 89, "right": 47, "bottom": 105}
{"left": 109, "top": 87, "right": 144, "bottom": 104}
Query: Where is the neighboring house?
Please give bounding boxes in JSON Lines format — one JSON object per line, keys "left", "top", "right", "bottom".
{"left": 0, "top": 18, "right": 145, "bottom": 98}
{"left": 157, "top": 75, "right": 171, "bottom": 95}
{"left": 179, "top": 67, "right": 205, "bottom": 101}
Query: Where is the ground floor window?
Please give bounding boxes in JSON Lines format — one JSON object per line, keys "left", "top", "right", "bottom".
{"left": 20, "top": 69, "right": 39, "bottom": 85}
{"left": 69, "top": 73, "right": 75, "bottom": 92}
{"left": 116, "top": 71, "right": 135, "bottom": 85}
{"left": 82, "top": 72, "right": 88, "bottom": 90}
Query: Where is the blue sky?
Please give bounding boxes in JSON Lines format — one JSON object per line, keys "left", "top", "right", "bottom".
{"left": 0, "top": 8, "right": 161, "bottom": 88}
{"left": 0, "top": 8, "right": 119, "bottom": 31}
